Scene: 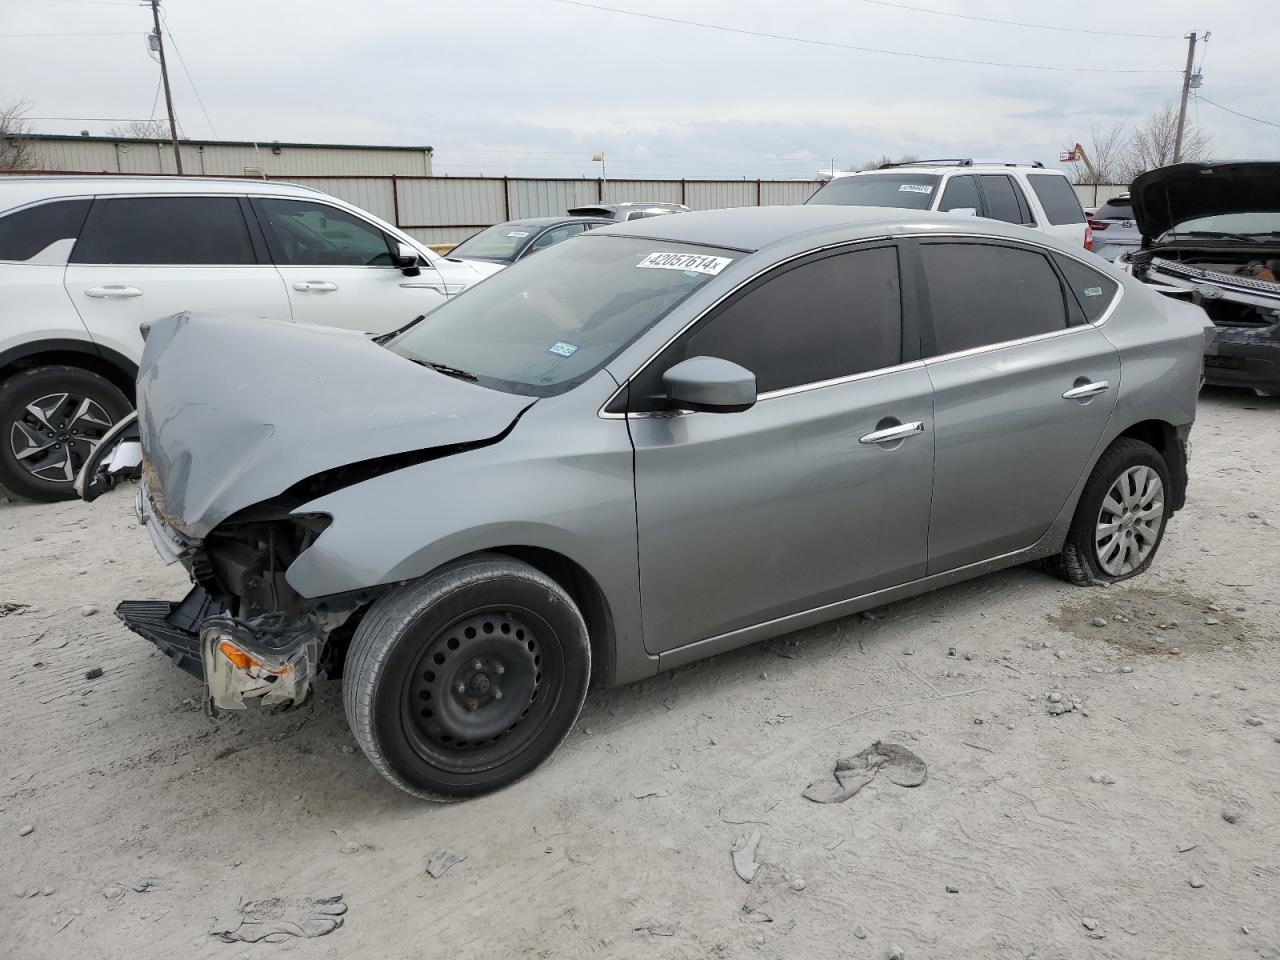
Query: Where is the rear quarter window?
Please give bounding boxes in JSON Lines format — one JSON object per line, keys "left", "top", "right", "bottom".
{"left": 1053, "top": 253, "right": 1119, "bottom": 322}
{"left": 1028, "top": 175, "right": 1086, "bottom": 225}
{"left": 0, "top": 199, "right": 91, "bottom": 262}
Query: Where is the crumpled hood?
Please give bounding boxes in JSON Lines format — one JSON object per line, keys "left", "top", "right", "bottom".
{"left": 1130, "top": 161, "right": 1280, "bottom": 240}
{"left": 137, "top": 312, "right": 532, "bottom": 538}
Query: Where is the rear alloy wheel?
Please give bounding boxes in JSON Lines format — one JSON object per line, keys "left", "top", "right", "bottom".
{"left": 1047, "top": 437, "right": 1172, "bottom": 586}
{"left": 344, "top": 554, "right": 590, "bottom": 800}
{"left": 0, "top": 366, "right": 132, "bottom": 502}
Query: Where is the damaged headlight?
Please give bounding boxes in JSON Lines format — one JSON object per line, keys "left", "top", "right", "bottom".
{"left": 200, "top": 613, "right": 321, "bottom": 711}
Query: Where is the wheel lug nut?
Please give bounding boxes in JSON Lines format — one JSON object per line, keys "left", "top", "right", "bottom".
{"left": 494, "top": 664, "right": 505, "bottom": 675}
{"left": 454, "top": 682, "right": 466, "bottom": 694}
{"left": 493, "top": 690, "right": 503, "bottom": 701}
{"left": 472, "top": 660, "right": 483, "bottom": 671}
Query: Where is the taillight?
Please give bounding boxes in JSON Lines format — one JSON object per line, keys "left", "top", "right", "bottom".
{"left": 1084, "top": 222, "right": 1094, "bottom": 251}
{"left": 1088, "top": 218, "right": 1109, "bottom": 231}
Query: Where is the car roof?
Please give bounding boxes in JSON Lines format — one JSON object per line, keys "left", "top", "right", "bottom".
{"left": 569, "top": 202, "right": 688, "bottom": 212}
{"left": 490, "top": 216, "right": 613, "bottom": 229}
{"left": 0, "top": 175, "right": 326, "bottom": 211}
{"left": 829, "top": 165, "right": 1066, "bottom": 179}
{"left": 589, "top": 204, "right": 1084, "bottom": 255}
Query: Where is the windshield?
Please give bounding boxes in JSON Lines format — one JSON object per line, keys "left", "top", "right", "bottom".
{"left": 448, "top": 223, "right": 538, "bottom": 262}
{"left": 1169, "top": 211, "right": 1280, "bottom": 238}
{"left": 807, "top": 173, "right": 941, "bottom": 210}
{"left": 388, "top": 235, "right": 739, "bottom": 396}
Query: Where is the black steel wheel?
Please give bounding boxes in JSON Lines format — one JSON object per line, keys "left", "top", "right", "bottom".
{"left": 0, "top": 365, "right": 131, "bottom": 502}
{"left": 344, "top": 554, "right": 590, "bottom": 800}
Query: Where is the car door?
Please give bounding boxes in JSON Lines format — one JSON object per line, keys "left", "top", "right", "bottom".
{"left": 627, "top": 243, "right": 935, "bottom": 653}
{"left": 250, "top": 196, "right": 448, "bottom": 335}
{"left": 916, "top": 239, "right": 1120, "bottom": 573}
{"left": 64, "top": 195, "right": 292, "bottom": 364}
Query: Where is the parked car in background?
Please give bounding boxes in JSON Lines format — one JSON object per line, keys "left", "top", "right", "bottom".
{"left": 0, "top": 176, "right": 503, "bottom": 502}
{"left": 444, "top": 216, "right": 611, "bottom": 266}
{"left": 805, "top": 159, "right": 1091, "bottom": 249}
{"left": 566, "top": 201, "right": 689, "bottom": 221}
{"left": 99, "top": 205, "right": 1207, "bottom": 800}
{"left": 1121, "top": 161, "right": 1280, "bottom": 397}
{"left": 1088, "top": 193, "right": 1141, "bottom": 262}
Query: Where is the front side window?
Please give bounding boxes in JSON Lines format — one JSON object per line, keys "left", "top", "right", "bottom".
{"left": 922, "top": 242, "right": 1067, "bottom": 355}
{"left": 388, "top": 236, "right": 739, "bottom": 396}
{"left": 1028, "top": 174, "right": 1086, "bottom": 225}
{"left": 630, "top": 246, "right": 902, "bottom": 407}
{"left": 449, "top": 223, "right": 539, "bottom": 263}
{"left": 939, "top": 176, "right": 980, "bottom": 213}
{"left": 527, "top": 222, "right": 585, "bottom": 253}
{"left": 71, "top": 197, "right": 255, "bottom": 265}
{"left": 0, "top": 199, "right": 91, "bottom": 262}
{"left": 806, "top": 174, "right": 940, "bottom": 210}
{"left": 255, "top": 198, "right": 393, "bottom": 266}
{"left": 978, "top": 175, "right": 1032, "bottom": 225}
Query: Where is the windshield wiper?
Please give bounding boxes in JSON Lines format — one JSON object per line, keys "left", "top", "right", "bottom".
{"left": 1172, "top": 230, "right": 1260, "bottom": 242}
{"left": 421, "top": 360, "right": 479, "bottom": 382}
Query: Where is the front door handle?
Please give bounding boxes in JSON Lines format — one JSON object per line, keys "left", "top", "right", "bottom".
{"left": 1063, "top": 380, "right": 1110, "bottom": 400}
{"left": 292, "top": 281, "right": 339, "bottom": 292}
{"left": 84, "top": 285, "right": 142, "bottom": 299}
{"left": 859, "top": 421, "right": 925, "bottom": 445}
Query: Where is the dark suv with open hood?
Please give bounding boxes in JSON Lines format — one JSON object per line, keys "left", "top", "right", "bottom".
{"left": 1121, "top": 161, "right": 1280, "bottom": 396}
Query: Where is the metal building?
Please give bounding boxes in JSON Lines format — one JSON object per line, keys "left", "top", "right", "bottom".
{"left": 18, "top": 134, "right": 434, "bottom": 178}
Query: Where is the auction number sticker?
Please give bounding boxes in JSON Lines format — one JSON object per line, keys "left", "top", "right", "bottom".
{"left": 506, "top": 231, "right": 530, "bottom": 238}
{"left": 898, "top": 184, "right": 933, "bottom": 194}
{"left": 548, "top": 341, "right": 579, "bottom": 358}
{"left": 1083, "top": 286, "right": 1104, "bottom": 297}
{"left": 637, "top": 251, "right": 734, "bottom": 276}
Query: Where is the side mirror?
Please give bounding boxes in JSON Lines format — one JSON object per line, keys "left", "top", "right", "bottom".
{"left": 948, "top": 207, "right": 978, "bottom": 217}
{"left": 662, "top": 356, "right": 756, "bottom": 413}
{"left": 393, "top": 241, "right": 422, "bottom": 277}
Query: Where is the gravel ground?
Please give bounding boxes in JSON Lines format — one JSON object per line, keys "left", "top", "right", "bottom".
{"left": 2, "top": 388, "right": 1278, "bottom": 960}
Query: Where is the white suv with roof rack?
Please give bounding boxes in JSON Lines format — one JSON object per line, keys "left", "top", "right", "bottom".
{"left": 806, "top": 159, "right": 1092, "bottom": 251}
{"left": 0, "top": 175, "right": 503, "bottom": 502}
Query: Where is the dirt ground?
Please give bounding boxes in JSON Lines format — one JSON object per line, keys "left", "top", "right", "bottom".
{"left": 3, "top": 388, "right": 1278, "bottom": 960}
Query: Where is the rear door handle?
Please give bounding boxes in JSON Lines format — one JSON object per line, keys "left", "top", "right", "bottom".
{"left": 859, "top": 421, "right": 925, "bottom": 445}
{"left": 292, "top": 281, "right": 339, "bottom": 292}
{"left": 84, "top": 285, "right": 142, "bottom": 299}
{"left": 1062, "top": 380, "right": 1110, "bottom": 400}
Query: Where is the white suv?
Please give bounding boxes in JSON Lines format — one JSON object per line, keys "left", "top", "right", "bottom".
{"left": 806, "top": 160, "right": 1092, "bottom": 250}
{"left": 0, "top": 176, "right": 502, "bottom": 501}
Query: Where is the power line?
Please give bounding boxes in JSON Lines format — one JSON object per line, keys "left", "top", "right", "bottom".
{"left": 27, "top": 115, "right": 158, "bottom": 122}
{"left": 0, "top": 30, "right": 138, "bottom": 37}
{"left": 46, "top": 0, "right": 138, "bottom": 5}
{"left": 159, "top": 12, "right": 218, "bottom": 138}
{"left": 1194, "top": 94, "right": 1280, "bottom": 131}
{"left": 548, "top": 0, "right": 1180, "bottom": 73}
{"left": 858, "top": 0, "right": 1181, "bottom": 39}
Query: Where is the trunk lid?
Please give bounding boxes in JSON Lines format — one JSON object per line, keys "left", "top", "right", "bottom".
{"left": 136, "top": 312, "right": 532, "bottom": 538}
{"left": 1130, "top": 161, "right": 1280, "bottom": 241}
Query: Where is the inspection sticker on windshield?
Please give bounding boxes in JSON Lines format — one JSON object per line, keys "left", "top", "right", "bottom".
{"left": 1083, "top": 286, "right": 1104, "bottom": 297}
{"left": 898, "top": 184, "right": 933, "bottom": 195}
{"left": 637, "top": 251, "right": 734, "bottom": 276}
{"left": 548, "top": 341, "right": 579, "bottom": 358}
{"left": 506, "top": 231, "right": 530, "bottom": 238}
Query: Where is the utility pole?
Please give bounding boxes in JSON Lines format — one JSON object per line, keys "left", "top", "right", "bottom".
{"left": 148, "top": 0, "right": 182, "bottom": 174}
{"left": 1172, "top": 30, "right": 1198, "bottom": 164}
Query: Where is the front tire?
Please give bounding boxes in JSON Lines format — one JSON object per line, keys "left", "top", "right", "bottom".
{"left": 1047, "top": 437, "right": 1172, "bottom": 586}
{"left": 0, "top": 366, "right": 132, "bottom": 502}
{"left": 343, "top": 554, "right": 591, "bottom": 800}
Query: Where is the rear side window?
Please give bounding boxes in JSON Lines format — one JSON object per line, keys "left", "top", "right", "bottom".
{"left": 1028, "top": 175, "right": 1086, "bottom": 225}
{"left": 939, "top": 176, "right": 980, "bottom": 212}
{"left": 922, "top": 242, "right": 1067, "bottom": 355}
{"left": 1054, "top": 254, "right": 1119, "bottom": 322}
{"left": 979, "top": 175, "right": 1033, "bottom": 225}
{"left": 649, "top": 246, "right": 902, "bottom": 400}
{"left": 72, "top": 197, "right": 255, "bottom": 265}
{"left": 0, "top": 199, "right": 91, "bottom": 262}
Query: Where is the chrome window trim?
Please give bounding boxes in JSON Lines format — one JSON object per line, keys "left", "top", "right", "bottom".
{"left": 597, "top": 230, "right": 1124, "bottom": 420}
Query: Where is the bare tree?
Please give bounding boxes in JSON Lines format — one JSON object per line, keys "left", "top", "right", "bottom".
{"left": 0, "top": 100, "right": 38, "bottom": 171}
{"left": 1064, "top": 119, "right": 1129, "bottom": 184}
{"left": 107, "top": 119, "right": 171, "bottom": 140}
{"left": 1122, "top": 103, "right": 1210, "bottom": 180}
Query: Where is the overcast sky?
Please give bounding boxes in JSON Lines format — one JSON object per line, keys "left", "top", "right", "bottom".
{"left": 5, "top": 0, "right": 1279, "bottom": 179}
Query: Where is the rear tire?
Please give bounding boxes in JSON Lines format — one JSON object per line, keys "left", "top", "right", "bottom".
{"left": 343, "top": 554, "right": 590, "bottom": 800}
{"left": 1047, "top": 437, "right": 1172, "bottom": 586}
{"left": 0, "top": 366, "right": 132, "bottom": 502}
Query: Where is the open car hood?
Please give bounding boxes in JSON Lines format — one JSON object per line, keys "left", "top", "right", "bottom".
{"left": 1130, "top": 161, "right": 1280, "bottom": 240}
{"left": 136, "top": 312, "right": 532, "bottom": 538}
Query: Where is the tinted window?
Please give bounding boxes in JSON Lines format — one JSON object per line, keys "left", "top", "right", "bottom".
{"left": 939, "top": 176, "right": 980, "bottom": 212}
{"left": 649, "top": 246, "right": 902, "bottom": 400}
{"left": 807, "top": 174, "right": 940, "bottom": 210}
{"left": 1028, "top": 174, "right": 1086, "bottom": 225}
{"left": 0, "top": 200, "right": 91, "bottom": 262}
{"left": 978, "top": 176, "right": 1030, "bottom": 225}
{"left": 528, "top": 222, "right": 585, "bottom": 252}
{"left": 72, "top": 197, "right": 254, "bottom": 265}
{"left": 389, "top": 237, "right": 737, "bottom": 397}
{"left": 256, "top": 198, "right": 393, "bottom": 266}
{"left": 449, "top": 222, "right": 539, "bottom": 262}
{"left": 1054, "top": 254, "right": 1119, "bottom": 322}
{"left": 1096, "top": 198, "right": 1134, "bottom": 220}
{"left": 922, "top": 243, "right": 1067, "bottom": 355}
